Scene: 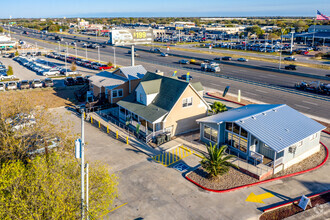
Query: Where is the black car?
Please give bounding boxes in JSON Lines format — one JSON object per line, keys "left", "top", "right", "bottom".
{"left": 213, "top": 57, "right": 221, "bottom": 60}
{"left": 179, "top": 75, "right": 193, "bottom": 80}
{"left": 222, "top": 56, "right": 232, "bottom": 61}
{"left": 285, "top": 65, "right": 297, "bottom": 70}
{"left": 64, "top": 77, "right": 75, "bottom": 86}
{"left": 75, "top": 76, "right": 85, "bottom": 85}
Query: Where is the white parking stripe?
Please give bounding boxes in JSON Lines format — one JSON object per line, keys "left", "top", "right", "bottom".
{"left": 302, "top": 100, "right": 318, "bottom": 106}
{"left": 294, "top": 104, "right": 311, "bottom": 110}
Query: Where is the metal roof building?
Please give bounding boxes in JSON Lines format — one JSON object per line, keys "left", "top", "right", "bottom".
{"left": 197, "top": 104, "right": 325, "bottom": 174}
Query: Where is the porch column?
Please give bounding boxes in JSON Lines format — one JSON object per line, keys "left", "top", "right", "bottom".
{"left": 153, "top": 123, "right": 155, "bottom": 137}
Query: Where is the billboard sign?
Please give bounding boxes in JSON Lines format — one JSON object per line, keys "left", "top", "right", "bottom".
{"left": 109, "top": 29, "right": 153, "bottom": 46}
{"left": 175, "top": 24, "right": 184, "bottom": 30}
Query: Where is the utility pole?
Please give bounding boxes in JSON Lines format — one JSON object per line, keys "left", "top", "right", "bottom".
{"left": 75, "top": 110, "right": 87, "bottom": 220}
{"left": 290, "top": 27, "right": 295, "bottom": 54}
{"left": 65, "top": 42, "right": 68, "bottom": 75}
{"left": 131, "top": 45, "right": 135, "bottom": 66}
{"left": 98, "top": 46, "right": 100, "bottom": 63}
{"left": 80, "top": 110, "right": 85, "bottom": 219}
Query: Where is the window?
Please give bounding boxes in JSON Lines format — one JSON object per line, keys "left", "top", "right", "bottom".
{"left": 233, "top": 123, "right": 240, "bottom": 134}
{"left": 241, "top": 127, "right": 248, "bottom": 138}
{"left": 140, "top": 93, "right": 143, "bottom": 102}
{"left": 309, "top": 133, "right": 317, "bottom": 141}
{"left": 276, "top": 150, "right": 284, "bottom": 159}
{"left": 112, "top": 89, "right": 123, "bottom": 98}
{"left": 297, "top": 140, "right": 303, "bottom": 147}
{"left": 211, "top": 129, "right": 218, "bottom": 142}
{"left": 204, "top": 125, "right": 218, "bottom": 143}
{"left": 225, "top": 122, "right": 233, "bottom": 132}
{"left": 182, "top": 97, "right": 193, "bottom": 107}
{"left": 204, "top": 125, "right": 211, "bottom": 140}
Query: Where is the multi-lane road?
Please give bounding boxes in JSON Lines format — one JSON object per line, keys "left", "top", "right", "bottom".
{"left": 5, "top": 27, "right": 330, "bottom": 120}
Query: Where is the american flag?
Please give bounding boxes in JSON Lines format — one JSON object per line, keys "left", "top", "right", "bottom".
{"left": 317, "top": 10, "right": 330, "bottom": 20}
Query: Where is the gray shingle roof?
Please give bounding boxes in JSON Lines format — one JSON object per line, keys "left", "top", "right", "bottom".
{"left": 119, "top": 65, "right": 147, "bottom": 80}
{"left": 117, "top": 72, "right": 192, "bottom": 122}
{"left": 140, "top": 79, "right": 161, "bottom": 94}
{"left": 89, "top": 71, "right": 126, "bottom": 89}
{"left": 197, "top": 104, "right": 325, "bottom": 153}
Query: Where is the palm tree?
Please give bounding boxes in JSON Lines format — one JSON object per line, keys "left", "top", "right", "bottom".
{"left": 200, "top": 143, "right": 238, "bottom": 178}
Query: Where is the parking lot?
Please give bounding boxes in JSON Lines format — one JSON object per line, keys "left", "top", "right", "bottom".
{"left": 53, "top": 106, "right": 330, "bottom": 220}
{"left": 0, "top": 55, "right": 100, "bottom": 88}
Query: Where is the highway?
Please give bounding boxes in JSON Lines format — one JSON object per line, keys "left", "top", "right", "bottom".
{"left": 6, "top": 27, "right": 330, "bottom": 120}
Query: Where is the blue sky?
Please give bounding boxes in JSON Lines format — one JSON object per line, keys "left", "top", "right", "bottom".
{"left": 1, "top": 0, "right": 329, "bottom": 18}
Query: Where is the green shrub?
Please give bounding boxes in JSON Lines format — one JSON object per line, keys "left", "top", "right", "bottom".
{"left": 7, "top": 66, "right": 13, "bottom": 76}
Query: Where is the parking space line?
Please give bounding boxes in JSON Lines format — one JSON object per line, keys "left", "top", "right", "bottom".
{"left": 244, "top": 91, "right": 257, "bottom": 96}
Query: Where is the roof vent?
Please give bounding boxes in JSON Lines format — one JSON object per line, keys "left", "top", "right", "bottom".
{"left": 251, "top": 116, "right": 256, "bottom": 120}
{"left": 279, "top": 137, "right": 282, "bottom": 141}
{"left": 262, "top": 112, "right": 266, "bottom": 116}
{"left": 285, "top": 128, "right": 289, "bottom": 132}
{"left": 239, "top": 120, "right": 244, "bottom": 123}
{"left": 273, "top": 109, "right": 277, "bottom": 112}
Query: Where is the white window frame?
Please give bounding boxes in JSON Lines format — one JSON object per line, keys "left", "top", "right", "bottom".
{"left": 309, "top": 133, "right": 317, "bottom": 141}
{"left": 112, "top": 89, "right": 123, "bottom": 98}
{"left": 182, "top": 97, "right": 193, "bottom": 108}
{"left": 297, "top": 140, "right": 303, "bottom": 147}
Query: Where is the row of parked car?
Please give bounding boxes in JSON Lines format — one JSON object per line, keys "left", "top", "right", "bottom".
{"left": 0, "top": 78, "right": 54, "bottom": 91}
{"left": 14, "top": 56, "right": 77, "bottom": 76}
{"left": 46, "top": 52, "right": 112, "bottom": 71}
{"left": 64, "top": 76, "right": 90, "bottom": 86}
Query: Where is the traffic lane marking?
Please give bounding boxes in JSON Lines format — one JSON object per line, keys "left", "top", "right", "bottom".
{"left": 294, "top": 104, "right": 311, "bottom": 110}
{"left": 255, "top": 89, "right": 268, "bottom": 94}
{"left": 302, "top": 100, "right": 318, "bottom": 106}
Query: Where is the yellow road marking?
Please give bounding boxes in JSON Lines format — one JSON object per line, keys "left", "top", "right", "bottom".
{"left": 245, "top": 192, "right": 274, "bottom": 204}
{"left": 109, "top": 203, "right": 127, "bottom": 213}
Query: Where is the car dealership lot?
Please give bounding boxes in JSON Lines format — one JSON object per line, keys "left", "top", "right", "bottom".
{"left": 0, "top": 56, "right": 99, "bottom": 88}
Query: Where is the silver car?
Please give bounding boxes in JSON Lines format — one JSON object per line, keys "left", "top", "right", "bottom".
{"left": 31, "top": 79, "right": 43, "bottom": 88}
{"left": 7, "top": 81, "right": 18, "bottom": 90}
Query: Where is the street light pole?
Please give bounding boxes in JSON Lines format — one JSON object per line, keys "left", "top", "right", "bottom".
{"left": 85, "top": 45, "right": 87, "bottom": 60}
{"left": 65, "top": 42, "right": 68, "bottom": 76}
{"left": 58, "top": 41, "right": 60, "bottom": 53}
{"left": 279, "top": 29, "right": 284, "bottom": 70}
{"left": 113, "top": 47, "right": 116, "bottom": 68}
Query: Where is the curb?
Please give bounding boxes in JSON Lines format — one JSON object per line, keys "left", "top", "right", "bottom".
{"left": 185, "top": 139, "right": 329, "bottom": 193}
{"left": 262, "top": 189, "right": 330, "bottom": 213}
{"left": 206, "top": 92, "right": 245, "bottom": 106}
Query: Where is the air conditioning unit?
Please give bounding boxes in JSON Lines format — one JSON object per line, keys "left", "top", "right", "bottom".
{"left": 289, "top": 146, "right": 296, "bottom": 154}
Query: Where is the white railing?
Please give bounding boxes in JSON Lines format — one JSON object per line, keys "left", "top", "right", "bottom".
{"left": 250, "top": 151, "right": 264, "bottom": 163}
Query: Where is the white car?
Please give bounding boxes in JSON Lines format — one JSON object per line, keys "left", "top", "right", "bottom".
{"left": 7, "top": 81, "right": 18, "bottom": 90}
{"left": 31, "top": 79, "right": 43, "bottom": 88}
{"left": 237, "top": 58, "right": 248, "bottom": 62}
{"left": 42, "top": 69, "right": 60, "bottom": 76}
{"left": 0, "top": 82, "right": 6, "bottom": 91}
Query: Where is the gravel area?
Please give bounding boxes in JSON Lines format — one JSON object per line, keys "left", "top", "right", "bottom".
{"left": 187, "top": 167, "right": 258, "bottom": 190}
{"left": 187, "top": 144, "right": 327, "bottom": 191}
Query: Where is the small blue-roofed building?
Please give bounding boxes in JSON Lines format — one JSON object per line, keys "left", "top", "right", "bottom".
{"left": 197, "top": 104, "right": 325, "bottom": 175}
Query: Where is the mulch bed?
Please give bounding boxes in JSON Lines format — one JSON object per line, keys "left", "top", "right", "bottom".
{"left": 186, "top": 145, "right": 327, "bottom": 191}
{"left": 259, "top": 192, "right": 330, "bottom": 220}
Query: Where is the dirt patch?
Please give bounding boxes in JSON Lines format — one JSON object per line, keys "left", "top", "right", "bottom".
{"left": 186, "top": 144, "right": 327, "bottom": 191}
{"left": 0, "top": 87, "right": 79, "bottom": 109}
{"left": 260, "top": 192, "right": 330, "bottom": 220}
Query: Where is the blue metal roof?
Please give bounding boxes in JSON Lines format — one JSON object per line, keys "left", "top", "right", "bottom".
{"left": 197, "top": 104, "right": 325, "bottom": 153}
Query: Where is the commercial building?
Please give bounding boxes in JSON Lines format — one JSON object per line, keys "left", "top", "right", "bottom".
{"left": 117, "top": 72, "right": 209, "bottom": 141}
{"left": 0, "top": 35, "right": 16, "bottom": 51}
{"left": 89, "top": 65, "right": 147, "bottom": 103}
{"left": 197, "top": 104, "right": 325, "bottom": 175}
